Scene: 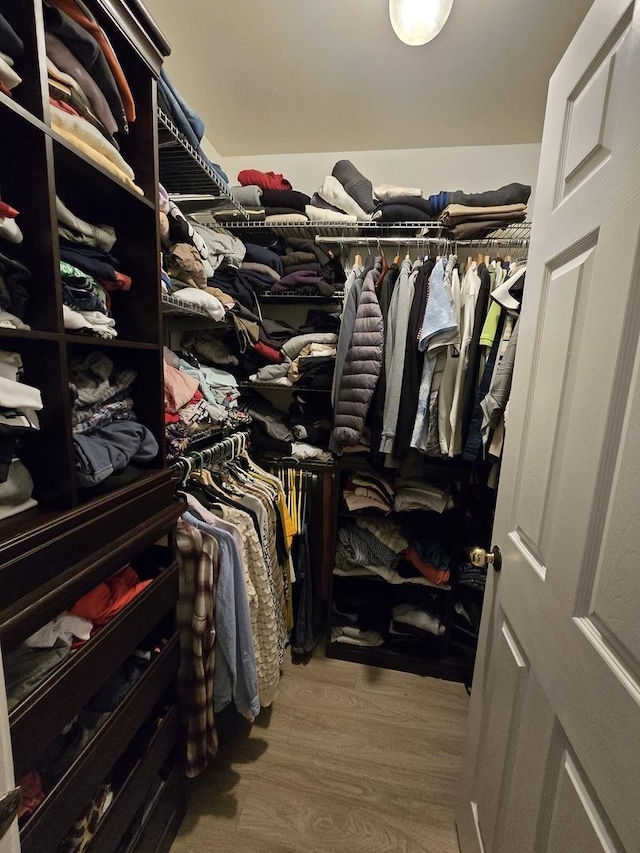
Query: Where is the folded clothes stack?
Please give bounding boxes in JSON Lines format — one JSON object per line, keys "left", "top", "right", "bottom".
{"left": 249, "top": 332, "right": 338, "bottom": 390}
{"left": 4, "top": 563, "right": 148, "bottom": 712}
{"left": 158, "top": 69, "right": 229, "bottom": 183}
{"left": 57, "top": 197, "right": 131, "bottom": 338}
{"left": 342, "top": 468, "right": 394, "bottom": 515}
{"left": 393, "top": 477, "right": 453, "bottom": 513}
{"left": 388, "top": 602, "right": 446, "bottom": 639}
{"left": 159, "top": 185, "right": 248, "bottom": 320}
{"left": 330, "top": 585, "right": 389, "bottom": 647}
{"left": 42, "top": 1, "right": 141, "bottom": 192}
{"left": 372, "top": 183, "right": 434, "bottom": 222}
{"left": 308, "top": 160, "right": 377, "bottom": 222}
{"left": 435, "top": 182, "right": 531, "bottom": 238}
{"left": 333, "top": 522, "right": 448, "bottom": 588}
{"left": 0, "top": 350, "right": 41, "bottom": 520}
{"left": 69, "top": 351, "right": 158, "bottom": 491}
{"left": 0, "top": 10, "right": 24, "bottom": 97}
{"left": 163, "top": 346, "right": 250, "bottom": 457}
{"left": 238, "top": 393, "right": 332, "bottom": 464}
{"left": 0, "top": 247, "right": 31, "bottom": 330}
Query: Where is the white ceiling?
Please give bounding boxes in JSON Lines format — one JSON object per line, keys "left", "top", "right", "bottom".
{"left": 145, "top": 0, "right": 594, "bottom": 157}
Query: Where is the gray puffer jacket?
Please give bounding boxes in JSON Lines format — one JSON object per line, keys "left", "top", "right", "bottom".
{"left": 332, "top": 257, "right": 383, "bottom": 449}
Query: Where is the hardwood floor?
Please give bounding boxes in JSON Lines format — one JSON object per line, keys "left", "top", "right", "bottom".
{"left": 171, "top": 646, "right": 470, "bottom": 853}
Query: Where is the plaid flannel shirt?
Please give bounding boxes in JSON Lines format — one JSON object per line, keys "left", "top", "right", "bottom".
{"left": 176, "top": 517, "right": 220, "bottom": 778}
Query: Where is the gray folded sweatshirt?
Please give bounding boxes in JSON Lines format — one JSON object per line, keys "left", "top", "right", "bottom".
{"left": 332, "top": 160, "right": 375, "bottom": 214}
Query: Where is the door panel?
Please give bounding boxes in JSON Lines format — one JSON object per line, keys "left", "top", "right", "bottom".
{"left": 473, "top": 617, "right": 529, "bottom": 852}
{"left": 545, "top": 750, "right": 623, "bottom": 853}
{"left": 456, "top": 1, "right": 640, "bottom": 851}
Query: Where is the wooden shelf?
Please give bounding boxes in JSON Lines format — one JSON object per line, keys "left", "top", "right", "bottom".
{"left": 0, "top": 470, "right": 177, "bottom": 612}
{"left": 10, "top": 564, "right": 179, "bottom": 778}
{"left": 0, "top": 505, "right": 180, "bottom": 651}
{"left": 50, "top": 130, "right": 155, "bottom": 211}
{"left": 332, "top": 570, "right": 451, "bottom": 592}
{"left": 85, "top": 706, "right": 179, "bottom": 853}
{"left": 125, "top": 762, "right": 184, "bottom": 853}
{"left": 19, "top": 634, "right": 180, "bottom": 853}
{"left": 0, "top": 2, "right": 184, "bottom": 848}
{"left": 62, "top": 334, "right": 161, "bottom": 350}
{"left": 0, "top": 93, "right": 47, "bottom": 132}
{"left": 0, "top": 329, "right": 62, "bottom": 343}
{"left": 325, "top": 640, "right": 472, "bottom": 682}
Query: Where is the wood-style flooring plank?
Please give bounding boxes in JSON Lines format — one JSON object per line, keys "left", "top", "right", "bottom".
{"left": 236, "top": 779, "right": 460, "bottom": 853}
{"left": 171, "top": 649, "right": 468, "bottom": 853}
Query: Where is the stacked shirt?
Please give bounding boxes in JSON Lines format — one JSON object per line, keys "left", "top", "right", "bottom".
{"left": 163, "top": 347, "right": 250, "bottom": 457}
{"left": 43, "top": 1, "right": 140, "bottom": 192}
{"left": 372, "top": 183, "right": 433, "bottom": 223}
{"left": 0, "top": 11, "right": 24, "bottom": 98}
{"left": 0, "top": 350, "right": 41, "bottom": 519}
{"left": 434, "top": 182, "right": 531, "bottom": 238}
{"left": 69, "top": 351, "right": 158, "bottom": 490}
{"left": 159, "top": 186, "right": 241, "bottom": 321}
{"left": 393, "top": 477, "right": 453, "bottom": 513}
{"left": 342, "top": 469, "right": 394, "bottom": 515}
{"left": 57, "top": 197, "right": 130, "bottom": 338}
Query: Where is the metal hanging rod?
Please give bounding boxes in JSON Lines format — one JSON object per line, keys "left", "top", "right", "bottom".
{"left": 172, "top": 430, "right": 251, "bottom": 484}
{"left": 314, "top": 235, "right": 449, "bottom": 247}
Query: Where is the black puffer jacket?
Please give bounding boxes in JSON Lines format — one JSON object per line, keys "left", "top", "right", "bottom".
{"left": 332, "top": 258, "right": 383, "bottom": 448}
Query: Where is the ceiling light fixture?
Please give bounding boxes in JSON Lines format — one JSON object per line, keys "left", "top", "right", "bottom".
{"left": 389, "top": 0, "right": 454, "bottom": 46}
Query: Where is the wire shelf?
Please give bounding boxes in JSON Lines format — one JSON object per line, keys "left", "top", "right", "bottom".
{"left": 237, "top": 381, "right": 331, "bottom": 393}
{"left": 258, "top": 291, "right": 344, "bottom": 302}
{"left": 157, "top": 109, "right": 247, "bottom": 218}
{"left": 204, "top": 219, "right": 445, "bottom": 241}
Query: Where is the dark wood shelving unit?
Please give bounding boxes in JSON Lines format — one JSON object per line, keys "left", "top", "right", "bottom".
{"left": 0, "top": 2, "right": 185, "bottom": 850}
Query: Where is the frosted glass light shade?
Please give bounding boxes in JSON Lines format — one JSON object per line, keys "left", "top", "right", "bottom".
{"left": 389, "top": 0, "right": 454, "bottom": 45}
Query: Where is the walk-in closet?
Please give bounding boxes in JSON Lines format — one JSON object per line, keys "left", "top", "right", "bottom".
{"left": 1, "top": 1, "right": 639, "bottom": 852}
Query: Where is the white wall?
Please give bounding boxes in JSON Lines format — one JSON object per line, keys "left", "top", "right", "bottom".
{"left": 221, "top": 143, "right": 541, "bottom": 211}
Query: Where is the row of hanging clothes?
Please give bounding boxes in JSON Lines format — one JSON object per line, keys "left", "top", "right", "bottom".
{"left": 172, "top": 431, "right": 319, "bottom": 778}
{"left": 329, "top": 239, "right": 527, "bottom": 478}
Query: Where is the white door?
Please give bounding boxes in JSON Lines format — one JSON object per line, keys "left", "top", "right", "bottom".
{"left": 456, "top": 1, "right": 640, "bottom": 851}
{"left": 0, "top": 651, "right": 19, "bottom": 853}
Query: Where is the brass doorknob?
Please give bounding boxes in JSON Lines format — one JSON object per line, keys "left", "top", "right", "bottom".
{"left": 469, "top": 545, "right": 502, "bottom": 572}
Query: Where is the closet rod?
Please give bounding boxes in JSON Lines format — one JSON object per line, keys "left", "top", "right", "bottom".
{"left": 313, "top": 235, "right": 530, "bottom": 249}
{"left": 171, "top": 430, "right": 251, "bottom": 482}
{"left": 314, "top": 235, "right": 449, "bottom": 247}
